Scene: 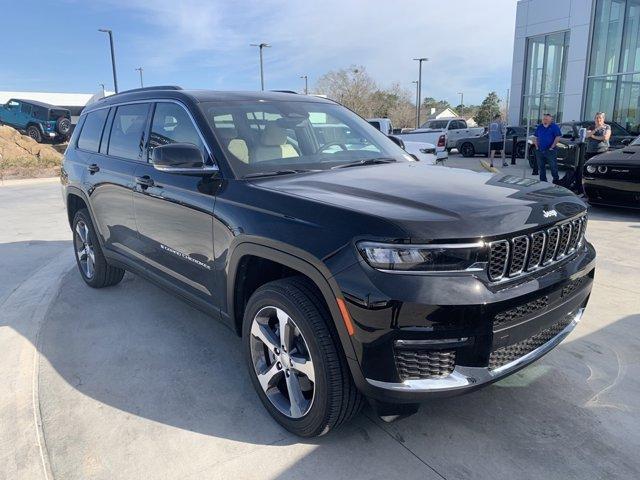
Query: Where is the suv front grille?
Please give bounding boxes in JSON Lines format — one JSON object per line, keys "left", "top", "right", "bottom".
{"left": 487, "top": 215, "right": 586, "bottom": 282}
{"left": 489, "top": 316, "right": 572, "bottom": 369}
{"left": 395, "top": 349, "right": 456, "bottom": 380}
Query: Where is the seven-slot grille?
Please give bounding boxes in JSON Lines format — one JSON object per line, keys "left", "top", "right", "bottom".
{"left": 487, "top": 215, "right": 586, "bottom": 282}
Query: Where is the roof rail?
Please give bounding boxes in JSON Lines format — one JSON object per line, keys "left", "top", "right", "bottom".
{"left": 270, "top": 90, "right": 298, "bottom": 94}
{"left": 100, "top": 85, "right": 183, "bottom": 100}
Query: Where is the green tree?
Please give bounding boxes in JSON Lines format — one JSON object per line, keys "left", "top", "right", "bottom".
{"left": 474, "top": 92, "right": 501, "bottom": 126}
{"left": 421, "top": 97, "right": 451, "bottom": 112}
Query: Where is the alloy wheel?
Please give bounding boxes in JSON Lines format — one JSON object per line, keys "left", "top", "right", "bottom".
{"left": 74, "top": 220, "right": 95, "bottom": 279}
{"left": 249, "top": 306, "right": 316, "bottom": 418}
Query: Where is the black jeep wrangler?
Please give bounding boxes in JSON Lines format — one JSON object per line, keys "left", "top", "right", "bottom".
{"left": 61, "top": 86, "right": 596, "bottom": 437}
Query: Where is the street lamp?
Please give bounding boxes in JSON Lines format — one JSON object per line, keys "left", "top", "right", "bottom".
{"left": 300, "top": 75, "right": 308, "bottom": 94}
{"left": 250, "top": 43, "right": 271, "bottom": 91}
{"left": 413, "top": 57, "right": 429, "bottom": 128}
{"left": 99, "top": 83, "right": 105, "bottom": 96}
{"left": 98, "top": 28, "right": 119, "bottom": 93}
{"left": 412, "top": 80, "right": 419, "bottom": 117}
{"left": 457, "top": 92, "right": 464, "bottom": 118}
{"left": 135, "top": 67, "right": 144, "bottom": 88}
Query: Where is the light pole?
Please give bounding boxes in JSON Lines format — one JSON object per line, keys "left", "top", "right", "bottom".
{"left": 99, "top": 83, "right": 105, "bottom": 96}
{"left": 300, "top": 75, "right": 308, "bottom": 94}
{"left": 412, "top": 80, "right": 419, "bottom": 118}
{"left": 457, "top": 92, "right": 464, "bottom": 118}
{"left": 135, "top": 67, "right": 144, "bottom": 88}
{"left": 250, "top": 43, "right": 270, "bottom": 90}
{"left": 98, "top": 29, "right": 118, "bottom": 93}
{"left": 413, "top": 57, "right": 428, "bottom": 128}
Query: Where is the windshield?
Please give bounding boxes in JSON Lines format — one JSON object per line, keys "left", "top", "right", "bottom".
{"left": 200, "top": 100, "right": 410, "bottom": 177}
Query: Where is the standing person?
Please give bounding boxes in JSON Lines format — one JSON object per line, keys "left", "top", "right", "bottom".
{"left": 585, "top": 112, "right": 611, "bottom": 160}
{"left": 489, "top": 114, "right": 508, "bottom": 168}
{"left": 533, "top": 113, "right": 562, "bottom": 183}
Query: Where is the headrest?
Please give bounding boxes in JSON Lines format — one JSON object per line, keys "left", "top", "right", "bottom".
{"left": 261, "top": 124, "right": 287, "bottom": 146}
{"left": 215, "top": 127, "right": 239, "bottom": 142}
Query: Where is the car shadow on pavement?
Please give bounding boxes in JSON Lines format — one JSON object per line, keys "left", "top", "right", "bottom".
{"left": 3, "top": 241, "right": 639, "bottom": 479}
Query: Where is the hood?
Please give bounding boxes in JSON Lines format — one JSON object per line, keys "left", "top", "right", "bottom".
{"left": 254, "top": 162, "right": 586, "bottom": 240}
{"left": 585, "top": 146, "right": 640, "bottom": 166}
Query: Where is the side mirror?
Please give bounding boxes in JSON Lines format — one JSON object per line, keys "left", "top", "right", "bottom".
{"left": 151, "top": 143, "right": 218, "bottom": 175}
{"left": 387, "top": 135, "right": 405, "bottom": 150}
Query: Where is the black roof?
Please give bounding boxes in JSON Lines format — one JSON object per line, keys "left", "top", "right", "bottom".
{"left": 13, "top": 98, "right": 68, "bottom": 110}
{"left": 85, "top": 86, "right": 331, "bottom": 113}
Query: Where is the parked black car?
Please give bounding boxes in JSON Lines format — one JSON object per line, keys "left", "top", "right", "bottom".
{"left": 0, "top": 98, "right": 72, "bottom": 143}
{"left": 456, "top": 126, "right": 529, "bottom": 158}
{"left": 583, "top": 136, "right": 640, "bottom": 209}
{"left": 61, "top": 86, "right": 596, "bottom": 437}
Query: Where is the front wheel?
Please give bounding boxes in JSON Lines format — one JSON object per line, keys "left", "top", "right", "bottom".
{"left": 243, "top": 277, "right": 363, "bottom": 437}
{"left": 528, "top": 149, "right": 537, "bottom": 169}
{"left": 72, "top": 209, "right": 125, "bottom": 288}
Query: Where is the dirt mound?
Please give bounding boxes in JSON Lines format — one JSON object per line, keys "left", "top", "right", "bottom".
{"left": 0, "top": 125, "right": 64, "bottom": 179}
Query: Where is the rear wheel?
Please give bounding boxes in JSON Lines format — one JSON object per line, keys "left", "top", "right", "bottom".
{"left": 528, "top": 149, "right": 537, "bottom": 169}
{"left": 56, "top": 117, "right": 71, "bottom": 136}
{"left": 516, "top": 142, "right": 526, "bottom": 159}
{"left": 72, "top": 209, "right": 125, "bottom": 288}
{"left": 243, "top": 277, "right": 363, "bottom": 437}
{"left": 460, "top": 142, "right": 475, "bottom": 157}
{"left": 26, "top": 125, "right": 42, "bottom": 143}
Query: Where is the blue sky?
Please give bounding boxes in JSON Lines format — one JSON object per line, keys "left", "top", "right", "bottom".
{"left": 1, "top": 0, "right": 517, "bottom": 105}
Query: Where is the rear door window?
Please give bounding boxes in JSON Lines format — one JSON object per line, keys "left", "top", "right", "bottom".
{"left": 107, "top": 103, "right": 150, "bottom": 160}
{"left": 77, "top": 109, "right": 109, "bottom": 152}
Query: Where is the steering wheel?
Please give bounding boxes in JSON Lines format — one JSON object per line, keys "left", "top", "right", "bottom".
{"left": 319, "top": 141, "right": 348, "bottom": 153}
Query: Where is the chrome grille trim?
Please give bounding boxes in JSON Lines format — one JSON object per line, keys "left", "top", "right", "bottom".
{"left": 487, "top": 214, "right": 587, "bottom": 283}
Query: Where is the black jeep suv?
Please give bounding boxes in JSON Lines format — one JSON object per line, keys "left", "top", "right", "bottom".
{"left": 61, "top": 86, "right": 596, "bottom": 437}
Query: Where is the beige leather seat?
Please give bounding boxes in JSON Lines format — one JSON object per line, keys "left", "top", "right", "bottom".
{"left": 254, "top": 124, "right": 299, "bottom": 162}
{"left": 216, "top": 127, "right": 250, "bottom": 163}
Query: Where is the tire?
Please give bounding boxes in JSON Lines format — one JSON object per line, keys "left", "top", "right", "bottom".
{"left": 243, "top": 277, "right": 363, "bottom": 437}
{"left": 460, "top": 142, "right": 475, "bottom": 157}
{"left": 56, "top": 117, "right": 71, "bottom": 136}
{"left": 528, "top": 149, "right": 537, "bottom": 169}
{"left": 26, "top": 125, "right": 42, "bottom": 143}
{"left": 72, "top": 209, "right": 125, "bottom": 288}
{"left": 516, "top": 142, "right": 526, "bottom": 159}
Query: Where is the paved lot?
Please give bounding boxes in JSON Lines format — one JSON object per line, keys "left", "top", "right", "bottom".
{"left": 1, "top": 166, "right": 639, "bottom": 480}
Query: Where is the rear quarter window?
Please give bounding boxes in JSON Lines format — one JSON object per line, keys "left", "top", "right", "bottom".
{"left": 77, "top": 109, "right": 109, "bottom": 152}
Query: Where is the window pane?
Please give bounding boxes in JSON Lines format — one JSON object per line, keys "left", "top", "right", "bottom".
{"left": 108, "top": 104, "right": 150, "bottom": 160}
{"left": 149, "top": 102, "right": 204, "bottom": 153}
{"left": 525, "top": 36, "right": 545, "bottom": 95}
{"left": 614, "top": 73, "right": 640, "bottom": 134}
{"left": 543, "top": 32, "right": 569, "bottom": 94}
{"left": 585, "top": 76, "right": 618, "bottom": 119}
{"left": 622, "top": 0, "right": 640, "bottom": 73}
{"left": 590, "top": 0, "right": 626, "bottom": 76}
{"left": 77, "top": 109, "right": 109, "bottom": 152}
{"left": 521, "top": 95, "right": 541, "bottom": 125}
{"left": 541, "top": 95, "right": 561, "bottom": 120}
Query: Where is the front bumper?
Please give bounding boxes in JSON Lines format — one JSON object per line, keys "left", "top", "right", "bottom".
{"left": 366, "top": 306, "right": 583, "bottom": 397}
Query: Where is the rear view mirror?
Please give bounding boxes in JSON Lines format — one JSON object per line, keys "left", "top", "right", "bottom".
{"left": 151, "top": 143, "right": 218, "bottom": 175}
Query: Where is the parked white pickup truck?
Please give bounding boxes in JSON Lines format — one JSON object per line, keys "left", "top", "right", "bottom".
{"left": 367, "top": 118, "right": 447, "bottom": 164}
{"left": 414, "top": 118, "right": 485, "bottom": 150}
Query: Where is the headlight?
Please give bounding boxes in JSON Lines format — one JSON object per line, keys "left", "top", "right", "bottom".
{"left": 357, "top": 241, "right": 485, "bottom": 272}
{"left": 586, "top": 165, "right": 596, "bottom": 174}
{"left": 419, "top": 148, "right": 435, "bottom": 154}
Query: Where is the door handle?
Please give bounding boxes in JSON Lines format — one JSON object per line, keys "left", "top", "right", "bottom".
{"left": 87, "top": 163, "right": 100, "bottom": 174}
{"left": 135, "top": 175, "right": 155, "bottom": 188}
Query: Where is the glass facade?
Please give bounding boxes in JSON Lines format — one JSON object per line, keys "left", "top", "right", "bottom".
{"left": 586, "top": 0, "right": 640, "bottom": 134}
{"left": 521, "top": 31, "right": 570, "bottom": 125}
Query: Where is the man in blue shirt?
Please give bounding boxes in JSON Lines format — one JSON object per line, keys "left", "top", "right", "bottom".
{"left": 533, "top": 113, "right": 561, "bottom": 182}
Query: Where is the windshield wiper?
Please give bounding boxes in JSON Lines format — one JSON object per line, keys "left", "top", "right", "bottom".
{"left": 244, "top": 169, "right": 317, "bottom": 179}
{"left": 331, "top": 157, "right": 396, "bottom": 169}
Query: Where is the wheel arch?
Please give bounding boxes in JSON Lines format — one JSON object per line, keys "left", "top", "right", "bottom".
{"left": 65, "top": 187, "right": 106, "bottom": 248}
{"left": 227, "top": 241, "right": 357, "bottom": 361}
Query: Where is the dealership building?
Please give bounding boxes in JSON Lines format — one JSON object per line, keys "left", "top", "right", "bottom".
{"left": 508, "top": 0, "right": 640, "bottom": 134}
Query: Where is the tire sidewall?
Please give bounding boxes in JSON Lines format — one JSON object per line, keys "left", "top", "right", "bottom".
{"left": 242, "top": 283, "right": 333, "bottom": 436}
{"left": 27, "top": 125, "right": 42, "bottom": 143}
{"left": 461, "top": 143, "right": 474, "bottom": 157}
{"left": 72, "top": 209, "right": 104, "bottom": 287}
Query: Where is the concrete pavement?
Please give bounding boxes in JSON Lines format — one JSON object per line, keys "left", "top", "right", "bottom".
{"left": 1, "top": 174, "right": 639, "bottom": 480}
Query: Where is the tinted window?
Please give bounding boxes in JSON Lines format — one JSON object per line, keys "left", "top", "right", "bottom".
{"left": 77, "top": 109, "right": 109, "bottom": 152}
{"left": 560, "top": 124, "right": 575, "bottom": 138}
{"left": 20, "top": 103, "right": 32, "bottom": 115}
{"left": 108, "top": 103, "right": 150, "bottom": 160}
{"left": 368, "top": 121, "right": 381, "bottom": 131}
{"left": 149, "top": 102, "right": 205, "bottom": 155}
